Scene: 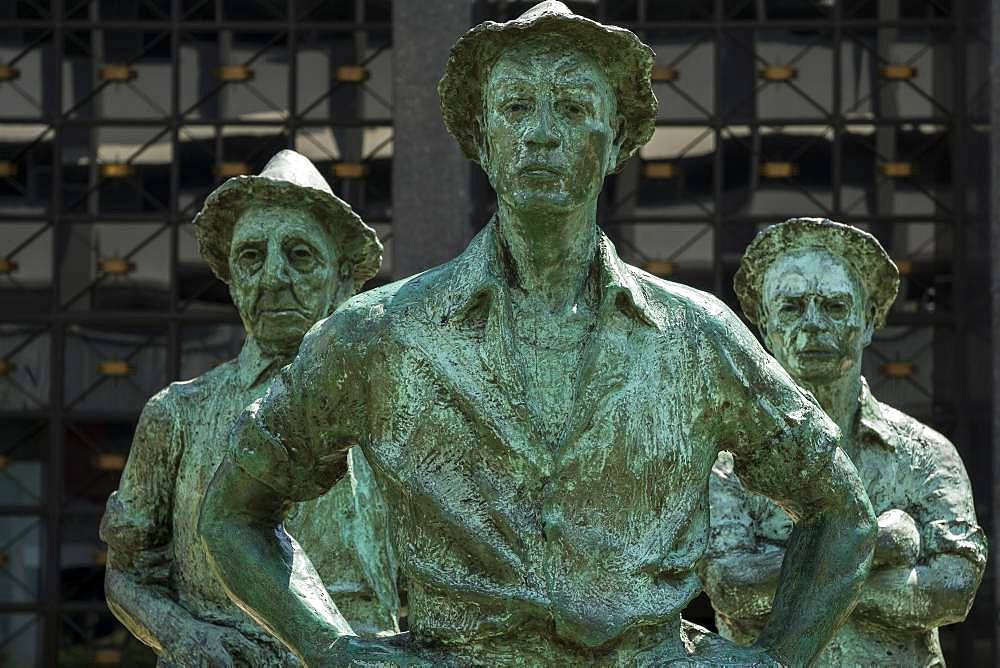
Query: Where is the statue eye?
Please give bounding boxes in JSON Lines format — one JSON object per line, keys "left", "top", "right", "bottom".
{"left": 288, "top": 244, "right": 317, "bottom": 271}
{"left": 825, "top": 301, "right": 849, "bottom": 318}
{"left": 503, "top": 100, "right": 530, "bottom": 116}
{"left": 237, "top": 247, "right": 261, "bottom": 267}
{"left": 559, "top": 101, "right": 586, "bottom": 119}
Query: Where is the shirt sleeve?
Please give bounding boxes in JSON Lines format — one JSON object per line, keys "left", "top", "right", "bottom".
{"left": 902, "top": 426, "right": 987, "bottom": 568}
{"left": 99, "top": 388, "right": 182, "bottom": 580}
{"left": 706, "top": 306, "right": 855, "bottom": 524}
{"left": 230, "top": 309, "right": 370, "bottom": 503}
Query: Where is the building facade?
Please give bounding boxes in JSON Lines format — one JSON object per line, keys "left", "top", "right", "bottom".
{"left": 0, "top": 1, "right": 994, "bottom": 665}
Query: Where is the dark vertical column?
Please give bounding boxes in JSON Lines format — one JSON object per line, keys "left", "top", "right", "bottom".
{"left": 990, "top": 2, "right": 1000, "bottom": 664}
{"left": 391, "top": 0, "right": 473, "bottom": 279}
{"left": 44, "top": 2, "right": 64, "bottom": 665}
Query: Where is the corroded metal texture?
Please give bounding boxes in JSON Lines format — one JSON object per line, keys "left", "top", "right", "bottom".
{"left": 98, "top": 151, "right": 393, "bottom": 666}
{"left": 198, "top": 5, "right": 876, "bottom": 666}
{"left": 706, "top": 218, "right": 986, "bottom": 666}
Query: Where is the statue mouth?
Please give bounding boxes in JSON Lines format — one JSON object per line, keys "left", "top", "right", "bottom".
{"left": 519, "top": 163, "right": 562, "bottom": 178}
{"left": 797, "top": 347, "right": 838, "bottom": 358}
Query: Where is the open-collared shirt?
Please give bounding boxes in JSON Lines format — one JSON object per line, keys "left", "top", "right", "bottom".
{"left": 708, "top": 378, "right": 986, "bottom": 667}
{"left": 232, "top": 220, "right": 851, "bottom": 663}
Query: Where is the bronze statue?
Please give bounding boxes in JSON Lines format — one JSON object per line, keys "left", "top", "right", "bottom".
{"left": 198, "top": 4, "right": 876, "bottom": 666}
{"left": 704, "top": 217, "right": 986, "bottom": 666}
{"left": 99, "top": 150, "right": 396, "bottom": 666}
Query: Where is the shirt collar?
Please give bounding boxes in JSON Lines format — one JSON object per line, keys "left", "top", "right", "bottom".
{"left": 856, "top": 376, "right": 898, "bottom": 451}
{"left": 236, "top": 336, "right": 283, "bottom": 391}
{"left": 446, "top": 217, "right": 658, "bottom": 329}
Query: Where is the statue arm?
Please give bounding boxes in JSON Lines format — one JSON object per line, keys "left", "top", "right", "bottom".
{"left": 703, "top": 455, "right": 783, "bottom": 624}
{"left": 703, "top": 545, "right": 784, "bottom": 623}
{"left": 200, "top": 455, "right": 354, "bottom": 663}
{"left": 855, "top": 432, "right": 986, "bottom": 631}
{"left": 99, "top": 390, "right": 203, "bottom": 653}
{"left": 711, "top": 312, "right": 875, "bottom": 666}
{"left": 198, "top": 312, "right": 412, "bottom": 666}
{"left": 853, "top": 554, "right": 982, "bottom": 630}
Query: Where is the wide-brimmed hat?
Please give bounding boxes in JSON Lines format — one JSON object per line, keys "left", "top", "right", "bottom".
{"left": 438, "top": 0, "right": 657, "bottom": 174}
{"left": 192, "top": 149, "right": 382, "bottom": 291}
{"left": 734, "top": 218, "right": 899, "bottom": 329}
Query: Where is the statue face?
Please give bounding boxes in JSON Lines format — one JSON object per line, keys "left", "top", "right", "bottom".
{"left": 760, "top": 249, "right": 872, "bottom": 384}
{"left": 480, "top": 40, "right": 621, "bottom": 216}
{"left": 228, "top": 206, "right": 338, "bottom": 355}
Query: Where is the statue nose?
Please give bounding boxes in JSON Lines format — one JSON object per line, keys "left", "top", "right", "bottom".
{"left": 526, "top": 106, "right": 559, "bottom": 148}
{"left": 260, "top": 245, "right": 292, "bottom": 289}
{"left": 801, "top": 300, "right": 825, "bottom": 332}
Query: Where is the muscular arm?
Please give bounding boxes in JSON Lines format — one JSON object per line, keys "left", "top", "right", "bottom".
{"left": 200, "top": 456, "right": 353, "bottom": 663}
{"left": 710, "top": 310, "right": 875, "bottom": 666}
{"left": 197, "top": 311, "right": 416, "bottom": 666}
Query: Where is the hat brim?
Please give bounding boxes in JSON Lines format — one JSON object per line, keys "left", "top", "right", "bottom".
{"left": 192, "top": 176, "right": 382, "bottom": 291}
{"left": 734, "top": 218, "right": 900, "bottom": 329}
{"left": 438, "top": 10, "right": 657, "bottom": 174}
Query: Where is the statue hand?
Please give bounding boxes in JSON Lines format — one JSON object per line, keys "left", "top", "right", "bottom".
{"left": 873, "top": 509, "right": 920, "bottom": 568}
{"left": 313, "top": 633, "right": 432, "bottom": 667}
{"left": 160, "top": 621, "right": 266, "bottom": 668}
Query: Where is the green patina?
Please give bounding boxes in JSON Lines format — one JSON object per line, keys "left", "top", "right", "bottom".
{"left": 99, "top": 150, "right": 397, "bottom": 667}
{"left": 705, "top": 217, "right": 987, "bottom": 666}
{"left": 196, "top": 4, "right": 879, "bottom": 666}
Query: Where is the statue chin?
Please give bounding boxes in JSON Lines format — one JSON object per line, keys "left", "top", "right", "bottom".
{"left": 255, "top": 319, "right": 311, "bottom": 357}
{"left": 787, "top": 352, "right": 847, "bottom": 384}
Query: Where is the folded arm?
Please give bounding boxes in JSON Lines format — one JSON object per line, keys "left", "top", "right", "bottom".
{"left": 703, "top": 455, "right": 783, "bottom": 624}
{"left": 854, "top": 553, "right": 982, "bottom": 631}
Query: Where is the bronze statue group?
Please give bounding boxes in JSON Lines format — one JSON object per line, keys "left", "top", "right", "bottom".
{"left": 100, "top": 3, "right": 985, "bottom": 666}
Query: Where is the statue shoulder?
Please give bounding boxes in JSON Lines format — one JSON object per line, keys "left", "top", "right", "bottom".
{"left": 630, "top": 266, "right": 754, "bottom": 343}
{"left": 873, "top": 397, "right": 964, "bottom": 468}
{"left": 151, "top": 358, "right": 238, "bottom": 410}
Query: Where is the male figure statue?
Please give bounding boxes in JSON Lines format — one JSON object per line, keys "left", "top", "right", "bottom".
{"left": 199, "top": 4, "right": 875, "bottom": 666}
{"left": 99, "top": 150, "right": 397, "bottom": 666}
{"left": 704, "top": 218, "right": 986, "bottom": 666}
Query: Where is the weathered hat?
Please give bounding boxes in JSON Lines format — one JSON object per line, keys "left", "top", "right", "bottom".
{"left": 438, "top": 0, "right": 657, "bottom": 174}
{"left": 192, "top": 149, "right": 382, "bottom": 291}
{"left": 734, "top": 217, "right": 900, "bottom": 329}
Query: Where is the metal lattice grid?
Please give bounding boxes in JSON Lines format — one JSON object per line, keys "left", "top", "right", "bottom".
{"left": 0, "top": 0, "right": 995, "bottom": 666}
{"left": 0, "top": 0, "right": 393, "bottom": 665}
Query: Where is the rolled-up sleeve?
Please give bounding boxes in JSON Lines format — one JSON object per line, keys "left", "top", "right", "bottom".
{"left": 100, "top": 389, "right": 181, "bottom": 580}
{"left": 905, "top": 428, "right": 987, "bottom": 569}
{"left": 230, "top": 311, "right": 369, "bottom": 503}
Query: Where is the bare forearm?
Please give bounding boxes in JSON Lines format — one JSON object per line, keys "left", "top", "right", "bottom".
{"left": 854, "top": 555, "right": 982, "bottom": 631}
{"left": 104, "top": 564, "right": 197, "bottom": 653}
{"left": 199, "top": 458, "right": 353, "bottom": 664}
{"left": 757, "top": 510, "right": 874, "bottom": 665}
{"left": 703, "top": 549, "right": 783, "bottom": 620}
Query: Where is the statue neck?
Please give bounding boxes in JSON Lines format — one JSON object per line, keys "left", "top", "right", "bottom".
{"left": 798, "top": 365, "right": 863, "bottom": 441}
{"left": 496, "top": 200, "right": 598, "bottom": 313}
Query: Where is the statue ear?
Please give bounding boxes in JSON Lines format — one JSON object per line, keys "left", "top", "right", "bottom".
{"left": 474, "top": 117, "right": 491, "bottom": 167}
{"left": 606, "top": 115, "right": 626, "bottom": 175}
{"left": 862, "top": 304, "right": 877, "bottom": 346}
